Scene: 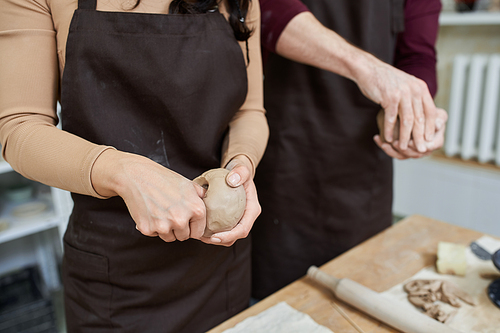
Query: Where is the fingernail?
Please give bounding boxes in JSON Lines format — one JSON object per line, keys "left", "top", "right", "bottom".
{"left": 418, "top": 143, "right": 426, "bottom": 153}
{"left": 436, "top": 118, "right": 443, "bottom": 130}
{"left": 211, "top": 237, "right": 221, "bottom": 243}
{"left": 228, "top": 173, "right": 241, "bottom": 187}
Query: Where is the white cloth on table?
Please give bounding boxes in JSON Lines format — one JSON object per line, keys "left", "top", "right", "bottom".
{"left": 222, "top": 301, "right": 334, "bottom": 333}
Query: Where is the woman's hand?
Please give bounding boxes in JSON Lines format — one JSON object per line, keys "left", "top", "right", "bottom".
{"left": 201, "top": 155, "right": 261, "bottom": 247}
{"left": 91, "top": 150, "right": 207, "bottom": 242}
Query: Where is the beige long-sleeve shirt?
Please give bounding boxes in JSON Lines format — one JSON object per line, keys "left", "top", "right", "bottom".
{"left": 0, "top": 0, "right": 268, "bottom": 198}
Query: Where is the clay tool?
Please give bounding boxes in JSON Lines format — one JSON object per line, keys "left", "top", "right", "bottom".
{"left": 487, "top": 249, "right": 500, "bottom": 308}
{"left": 307, "top": 266, "right": 462, "bottom": 333}
{"left": 330, "top": 301, "right": 365, "bottom": 333}
{"left": 470, "top": 241, "right": 491, "bottom": 260}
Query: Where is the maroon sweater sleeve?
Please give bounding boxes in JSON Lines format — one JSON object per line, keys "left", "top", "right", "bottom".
{"left": 394, "top": 0, "right": 442, "bottom": 97}
{"left": 260, "top": 0, "right": 309, "bottom": 53}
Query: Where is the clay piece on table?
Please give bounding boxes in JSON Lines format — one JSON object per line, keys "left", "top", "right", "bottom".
{"left": 436, "top": 242, "right": 467, "bottom": 276}
{"left": 441, "top": 281, "right": 475, "bottom": 306}
{"left": 193, "top": 168, "right": 246, "bottom": 237}
{"left": 403, "top": 279, "right": 475, "bottom": 323}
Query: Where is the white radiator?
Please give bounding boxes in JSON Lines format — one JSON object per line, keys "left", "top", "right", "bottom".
{"left": 444, "top": 54, "right": 500, "bottom": 165}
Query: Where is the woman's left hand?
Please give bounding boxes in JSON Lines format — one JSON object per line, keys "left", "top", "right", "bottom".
{"left": 200, "top": 155, "right": 261, "bottom": 247}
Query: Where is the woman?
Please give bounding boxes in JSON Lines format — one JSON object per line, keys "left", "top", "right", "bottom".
{"left": 0, "top": 0, "right": 268, "bottom": 331}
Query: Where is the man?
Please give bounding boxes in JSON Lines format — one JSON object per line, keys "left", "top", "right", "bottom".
{"left": 252, "top": 0, "right": 445, "bottom": 299}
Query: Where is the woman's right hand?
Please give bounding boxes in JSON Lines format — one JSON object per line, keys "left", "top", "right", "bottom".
{"left": 91, "top": 150, "right": 207, "bottom": 242}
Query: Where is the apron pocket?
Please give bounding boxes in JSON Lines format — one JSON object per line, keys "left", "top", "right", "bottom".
{"left": 63, "top": 241, "right": 113, "bottom": 330}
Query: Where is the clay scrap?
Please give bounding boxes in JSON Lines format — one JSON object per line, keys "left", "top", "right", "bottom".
{"left": 403, "top": 279, "right": 476, "bottom": 323}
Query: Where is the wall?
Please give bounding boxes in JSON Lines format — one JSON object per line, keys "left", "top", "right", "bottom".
{"left": 393, "top": 157, "right": 500, "bottom": 236}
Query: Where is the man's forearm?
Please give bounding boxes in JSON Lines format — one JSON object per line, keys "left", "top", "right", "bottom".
{"left": 274, "top": 11, "right": 378, "bottom": 88}
{"left": 274, "top": 10, "right": 441, "bottom": 152}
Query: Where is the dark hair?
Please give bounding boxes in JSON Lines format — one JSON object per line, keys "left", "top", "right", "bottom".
{"left": 133, "top": 0, "right": 253, "bottom": 42}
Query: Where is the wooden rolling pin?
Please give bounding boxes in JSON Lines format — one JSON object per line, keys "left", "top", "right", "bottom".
{"left": 307, "top": 266, "right": 462, "bottom": 333}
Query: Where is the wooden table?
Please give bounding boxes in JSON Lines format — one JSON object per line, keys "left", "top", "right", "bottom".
{"left": 208, "top": 215, "right": 489, "bottom": 333}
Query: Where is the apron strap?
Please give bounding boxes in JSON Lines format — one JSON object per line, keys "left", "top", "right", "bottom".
{"left": 78, "top": 0, "right": 97, "bottom": 10}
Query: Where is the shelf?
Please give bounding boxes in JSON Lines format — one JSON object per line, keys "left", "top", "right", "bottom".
{"left": 0, "top": 193, "right": 59, "bottom": 245}
{"left": 0, "top": 214, "right": 60, "bottom": 245}
{"left": 440, "top": 11, "right": 500, "bottom": 25}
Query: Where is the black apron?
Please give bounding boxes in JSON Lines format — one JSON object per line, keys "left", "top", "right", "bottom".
{"left": 60, "top": 1, "right": 250, "bottom": 332}
{"left": 252, "top": 0, "right": 405, "bottom": 299}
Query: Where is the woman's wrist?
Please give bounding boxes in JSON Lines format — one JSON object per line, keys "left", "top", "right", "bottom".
{"left": 90, "top": 149, "right": 136, "bottom": 198}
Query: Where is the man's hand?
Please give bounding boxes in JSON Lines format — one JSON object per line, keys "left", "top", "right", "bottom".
{"left": 374, "top": 107, "right": 448, "bottom": 160}
{"left": 356, "top": 61, "right": 437, "bottom": 153}
{"left": 274, "top": 12, "right": 439, "bottom": 154}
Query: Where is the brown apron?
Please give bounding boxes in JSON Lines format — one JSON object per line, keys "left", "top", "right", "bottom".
{"left": 60, "top": 1, "right": 250, "bottom": 332}
{"left": 252, "top": 0, "right": 406, "bottom": 299}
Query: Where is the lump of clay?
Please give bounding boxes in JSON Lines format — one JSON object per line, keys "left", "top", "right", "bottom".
{"left": 436, "top": 242, "right": 467, "bottom": 276}
{"left": 193, "top": 168, "right": 246, "bottom": 237}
